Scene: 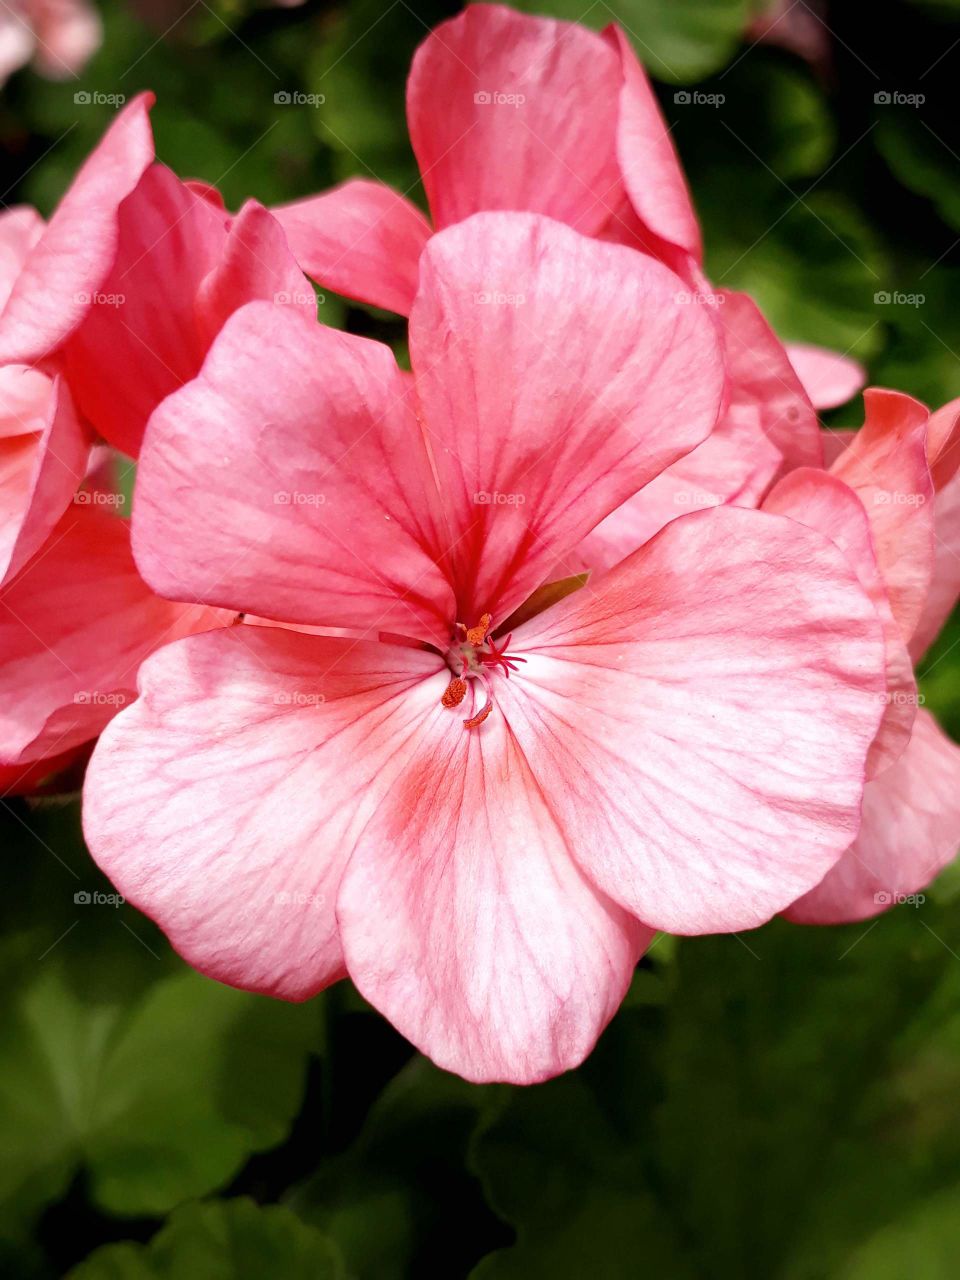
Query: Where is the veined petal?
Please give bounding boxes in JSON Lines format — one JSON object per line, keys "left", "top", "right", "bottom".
{"left": 0, "top": 93, "right": 154, "bottom": 364}
{"left": 407, "top": 4, "right": 623, "bottom": 235}
{"left": 785, "top": 710, "right": 960, "bottom": 924}
{"left": 498, "top": 504, "right": 885, "bottom": 934}
{"left": 83, "top": 626, "right": 447, "bottom": 1000}
{"left": 272, "top": 179, "right": 432, "bottom": 316}
{"left": 133, "top": 302, "right": 455, "bottom": 646}
{"left": 410, "top": 212, "right": 723, "bottom": 621}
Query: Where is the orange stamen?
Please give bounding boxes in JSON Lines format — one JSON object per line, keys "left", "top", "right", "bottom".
{"left": 463, "top": 699, "right": 493, "bottom": 730}
{"left": 465, "top": 613, "right": 492, "bottom": 646}
{"left": 441, "top": 677, "right": 467, "bottom": 708}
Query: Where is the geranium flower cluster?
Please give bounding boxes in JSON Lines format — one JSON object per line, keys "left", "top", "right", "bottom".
{"left": 3, "top": 3, "right": 960, "bottom": 1083}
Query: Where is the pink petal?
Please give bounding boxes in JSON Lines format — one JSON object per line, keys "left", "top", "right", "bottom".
{"left": 572, "top": 402, "right": 781, "bottom": 576}
{"left": 30, "top": 0, "right": 102, "bottom": 79}
{"left": 272, "top": 179, "right": 432, "bottom": 317}
{"left": 603, "top": 24, "right": 702, "bottom": 263}
{"left": 830, "top": 387, "right": 934, "bottom": 643}
{"left": 498, "top": 504, "right": 885, "bottom": 934}
{"left": 193, "top": 199, "right": 315, "bottom": 346}
{"left": 410, "top": 212, "right": 724, "bottom": 624}
{"left": 0, "top": 205, "right": 44, "bottom": 307}
{"left": 337, "top": 695, "right": 649, "bottom": 1084}
{"left": 763, "top": 468, "right": 916, "bottom": 777}
{"left": 909, "top": 463, "right": 960, "bottom": 661}
{"left": 719, "top": 292, "right": 822, "bottom": 471}
{"left": 0, "top": 94, "right": 154, "bottom": 365}
{"left": 0, "top": 506, "right": 221, "bottom": 764}
{"left": 83, "top": 626, "right": 448, "bottom": 999}
{"left": 785, "top": 342, "right": 866, "bottom": 411}
{"left": 926, "top": 394, "right": 960, "bottom": 491}
{"left": 407, "top": 5, "right": 623, "bottom": 235}
{"left": 66, "top": 171, "right": 309, "bottom": 459}
{"left": 785, "top": 710, "right": 960, "bottom": 924}
{"left": 133, "top": 303, "right": 455, "bottom": 646}
{"left": 0, "top": 371, "right": 91, "bottom": 585}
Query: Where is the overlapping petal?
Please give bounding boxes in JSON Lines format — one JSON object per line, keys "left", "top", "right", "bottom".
{"left": 497, "top": 505, "right": 885, "bottom": 934}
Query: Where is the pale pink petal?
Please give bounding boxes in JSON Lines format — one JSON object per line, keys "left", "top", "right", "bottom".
{"left": 926, "top": 394, "right": 960, "bottom": 491}
{"left": 763, "top": 468, "right": 916, "bottom": 777}
{"left": 83, "top": 627, "right": 446, "bottom": 1000}
{"left": 133, "top": 303, "right": 455, "bottom": 646}
{"left": 193, "top": 199, "right": 315, "bottom": 346}
{"left": 272, "top": 179, "right": 432, "bottom": 317}
{"left": 31, "top": 0, "right": 101, "bottom": 79}
{"left": 603, "top": 24, "right": 702, "bottom": 263}
{"left": 407, "top": 5, "right": 623, "bottom": 235}
{"left": 0, "top": 206, "right": 44, "bottom": 306}
{"left": 64, "top": 164, "right": 225, "bottom": 458}
{"left": 410, "top": 212, "right": 724, "bottom": 625}
{"left": 572, "top": 402, "right": 781, "bottom": 576}
{"left": 785, "top": 710, "right": 960, "bottom": 924}
{"left": 0, "top": 507, "right": 221, "bottom": 764}
{"left": 830, "top": 387, "right": 934, "bottom": 643}
{"left": 498, "top": 505, "right": 885, "bottom": 934}
{"left": 0, "top": 363, "right": 53, "bottom": 438}
{"left": 785, "top": 342, "right": 866, "bottom": 411}
{"left": 0, "top": 373, "right": 91, "bottom": 586}
{"left": 337, "top": 696, "right": 648, "bottom": 1084}
{"left": 820, "top": 426, "right": 855, "bottom": 468}
{"left": 909, "top": 464, "right": 960, "bottom": 661}
{"left": 0, "top": 9, "right": 34, "bottom": 86}
{"left": 0, "top": 94, "right": 154, "bottom": 365}
{"left": 719, "top": 292, "right": 822, "bottom": 470}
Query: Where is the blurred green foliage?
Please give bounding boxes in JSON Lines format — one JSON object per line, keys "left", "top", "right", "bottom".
{"left": 3, "top": 0, "right": 960, "bottom": 1276}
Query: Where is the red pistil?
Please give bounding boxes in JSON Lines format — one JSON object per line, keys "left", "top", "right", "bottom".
{"left": 443, "top": 616, "right": 526, "bottom": 730}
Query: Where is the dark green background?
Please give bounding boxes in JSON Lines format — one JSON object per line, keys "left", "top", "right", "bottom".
{"left": 4, "top": 1, "right": 960, "bottom": 1275}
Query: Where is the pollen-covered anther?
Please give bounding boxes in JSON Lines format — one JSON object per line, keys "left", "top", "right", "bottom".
{"left": 463, "top": 698, "right": 494, "bottom": 730}
{"left": 464, "top": 613, "right": 492, "bottom": 646}
{"left": 442, "top": 676, "right": 467, "bottom": 708}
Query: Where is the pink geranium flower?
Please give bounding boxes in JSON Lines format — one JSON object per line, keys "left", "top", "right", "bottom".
{"left": 271, "top": 2, "right": 863, "bottom": 503}
{"left": 83, "top": 214, "right": 886, "bottom": 1082}
{"left": 770, "top": 394, "right": 960, "bottom": 923}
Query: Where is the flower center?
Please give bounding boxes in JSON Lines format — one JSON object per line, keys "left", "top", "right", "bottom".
{"left": 441, "top": 613, "right": 525, "bottom": 729}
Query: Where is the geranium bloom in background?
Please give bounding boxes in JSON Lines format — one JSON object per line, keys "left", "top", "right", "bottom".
{"left": 271, "top": 2, "right": 862, "bottom": 513}
{"left": 774, "top": 393, "right": 960, "bottom": 923}
{"left": 0, "top": 95, "right": 307, "bottom": 782}
{"left": 83, "top": 214, "right": 887, "bottom": 1082}
{"left": 0, "top": 0, "right": 100, "bottom": 87}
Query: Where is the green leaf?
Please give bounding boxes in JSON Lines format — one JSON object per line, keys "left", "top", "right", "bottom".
{"left": 65, "top": 1198, "right": 345, "bottom": 1279}
{"left": 472, "top": 906, "right": 960, "bottom": 1279}
{"left": 0, "top": 802, "right": 319, "bottom": 1234}
{"left": 290, "top": 1057, "right": 502, "bottom": 1280}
